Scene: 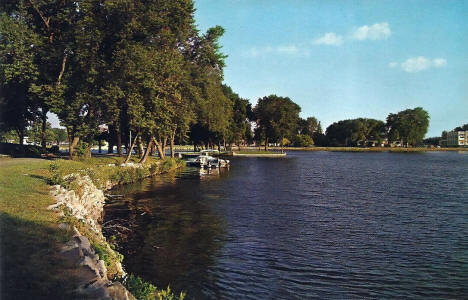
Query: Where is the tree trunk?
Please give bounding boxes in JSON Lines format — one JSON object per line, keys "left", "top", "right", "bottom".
{"left": 170, "top": 137, "right": 175, "bottom": 158}
{"left": 137, "top": 136, "right": 144, "bottom": 158}
{"left": 17, "top": 128, "right": 24, "bottom": 145}
{"left": 154, "top": 138, "right": 165, "bottom": 159}
{"left": 107, "top": 125, "right": 114, "bottom": 154}
{"left": 139, "top": 136, "right": 154, "bottom": 164}
{"left": 124, "top": 133, "right": 139, "bottom": 163}
{"left": 264, "top": 138, "right": 268, "bottom": 151}
{"left": 41, "top": 109, "right": 48, "bottom": 152}
{"left": 169, "top": 129, "right": 176, "bottom": 158}
{"left": 98, "top": 139, "right": 102, "bottom": 153}
{"left": 116, "top": 127, "right": 122, "bottom": 156}
{"left": 69, "top": 136, "right": 80, "bottom": 160}
{"left": 161, "top": 137, "right": 167, "bottom": 157}
{"left": 85, "top": 143, "right": 92, "bottom": 158}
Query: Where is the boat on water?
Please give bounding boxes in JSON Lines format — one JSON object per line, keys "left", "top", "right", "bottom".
{"left": 186, "top": 154, "right": 230, "bottom": 169}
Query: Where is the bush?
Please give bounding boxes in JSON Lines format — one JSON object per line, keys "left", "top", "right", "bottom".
{"left": 74, "top": 141, "right": 89, "bottom": 158}
{"left": 157, "top": 286, "right": 186, "bottom": 300}
{"left": 48, "top": 162, "right": 64, "bottom": 185}
{"left": 92, "top": 243, "right": 111, "bottom": 266}
{"left": 121, "top": 275, "right": 186, "bottom": 300}
{"left": 291, "top": 135, "right": 314, "bottom": 147}
{"left": 123, "top": 274, "right": 157, "bottom": 300}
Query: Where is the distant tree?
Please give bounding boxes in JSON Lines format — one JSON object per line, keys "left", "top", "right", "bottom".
{"left": 298, "top": 117, "right": 321, "bottom": 136}
{"left": 51, "top": 128, "right": 67, "bottom": 145}
{"left": 423, "top": 137, "right": 441, "bottom": 147}
{"left": 27, "top": 121, "right": 55, "bottom": 145}
{"left": 326, "top": 118, "right": 385, "bottom": 146}
{"left": 291, "top": 134, "right": 314, "bottom": 147}
{"left": 223, "top": 84, "right": 252, "bottom": 150}
{"left": 254, "top": 95, "right": 301, "bottom": 151}
{"left": 386, "top": 107, "right": 429, "bottom": 146}
{"left": 453, "top": 124, "right": 468, "bottom": 131}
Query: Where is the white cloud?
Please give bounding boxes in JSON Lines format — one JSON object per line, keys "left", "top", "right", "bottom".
{"left": 392, "top": 56, "right": 448, "bottom": 72}
{"left": 313, "top": 32, "right": 343, "bottom": 46}
{"left": 433, "top": 58, "right": 447, "bottom": 67}
{"left": 401, "top": 56, "right": 432, "bottom": 72}
{"left": 242, "top": 45, "right": 309, "bottom": 57}
{"left": 277, "top": 45, "right": 299, "bottom": 54}
{"left": 352, "top": 22, "right": 391, "bottom": 40}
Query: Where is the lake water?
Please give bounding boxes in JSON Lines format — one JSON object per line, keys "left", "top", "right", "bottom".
{"left": 104, "top": 151, "right": 468, "bottom": 299}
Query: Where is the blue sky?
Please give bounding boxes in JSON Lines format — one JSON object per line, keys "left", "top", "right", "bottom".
{"left": 194, "top": 0, "right": 468, "bottom": 137}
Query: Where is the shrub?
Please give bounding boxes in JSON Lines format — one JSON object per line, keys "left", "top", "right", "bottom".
{"left": 121, "top": 275, "right": 186, "bottom": 300}
{"left": 157, "top": 286, "right": 186, "bottom": 300}
{"left": 149, "top": 163, "right": 159, "bottom": 175}
{"left": 123, "top": 274, "right": 157, "bottom": 300}
{"left": 48, "top": 162, "right": 64, "bottom": 185}
{"left": 92, "top": 243, "right": 111, "bottom": 266}
{"left": 74, "top": 141, "right": 89, "bottom": 158}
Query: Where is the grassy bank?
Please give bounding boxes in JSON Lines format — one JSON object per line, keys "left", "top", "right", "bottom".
{"left": 0, "top": 156, "right": 185, "bottom": 300}
{"left": 0, "top": 158, "right": 77, "bottom": 299}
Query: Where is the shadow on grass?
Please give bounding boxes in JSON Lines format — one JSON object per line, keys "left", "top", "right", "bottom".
{"left": 29, "top": 174, "right": 51, "bottom": 183}
{"left": 0, "top": 212, "right": 78, "bottom": 300}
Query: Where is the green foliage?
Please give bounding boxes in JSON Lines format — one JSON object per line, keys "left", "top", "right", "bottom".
{"left": 122, "top": 274, "right": 157, "bottom": 300}
{"left": 48, "top": 162, "right": 64, "bottom": 186}
{"left": 121, "top": 275, "right": 186, "bottom": 300}
{"left": 453, "top": 123, "right": 468, "bottom": 131}
{"left": 92, "top": 243, "right": 111, "bottom": 266}
{"left": 291, "top": 134, "right": 314, "bottom": 147}
{"left": 74, "top": 141, "right": 90, "bottom": 158}
{"left": 326, "top": 118, "right": 386, "bottom": 147}
{"left": 157, "top": 286, "right": 186, "bottom": 300}
{"left": 110, "top": 167, "right": 146, "bottom": 184}
{"left": 254, "top": 95, "right": 301, "bottom": 148}
{"left": 386, "top": 107, "right": 430, "bottom": 146}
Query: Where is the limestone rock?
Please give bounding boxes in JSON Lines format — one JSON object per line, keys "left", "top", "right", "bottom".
{"left": 106, "top": 282, "right": 137, "bottom": 300}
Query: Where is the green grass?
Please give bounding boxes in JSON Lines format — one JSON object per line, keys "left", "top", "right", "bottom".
{"left": 0, "top": 156, "right": 185, "bottom": 299}
{"left": 0, "top": 158, "right": 79, "bottom": 299}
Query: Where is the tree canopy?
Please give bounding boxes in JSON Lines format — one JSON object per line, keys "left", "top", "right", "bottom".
{"left": 253, "top": 95, "right": 301, "bottom": 150}
{"left": 1, "top": 1, "right": 436, "bottom": 159}
{"left": 386, "top": 107, "right": 429, "bottom": 146}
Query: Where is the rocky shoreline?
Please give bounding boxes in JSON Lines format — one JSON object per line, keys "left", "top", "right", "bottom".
{"left": 49, "top": 173, "right": 135, "bottom": 299}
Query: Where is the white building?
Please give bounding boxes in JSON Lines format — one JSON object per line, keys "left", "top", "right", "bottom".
{"left": 446, "top": 131, "right": 468, "bottom": 147}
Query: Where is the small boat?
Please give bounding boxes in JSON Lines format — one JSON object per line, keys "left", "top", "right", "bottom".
{"left": 186, "top": 155, "right": 230, "bottom": 169}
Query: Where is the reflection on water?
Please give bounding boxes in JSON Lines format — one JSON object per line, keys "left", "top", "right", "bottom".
{"left": 104, "top": 167, "right": 229, "bottom": 294}
{"left": 104, "top": 152, "right": 468, "bottom": 299}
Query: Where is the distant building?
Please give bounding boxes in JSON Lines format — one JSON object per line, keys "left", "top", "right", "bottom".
{"left": 446, "top": 131, "right": 468, "bottom": 147}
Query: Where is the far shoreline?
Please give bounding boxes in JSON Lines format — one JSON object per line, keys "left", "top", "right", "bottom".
{"left": 237, "top": 146, "right": 468, "bottom": 153}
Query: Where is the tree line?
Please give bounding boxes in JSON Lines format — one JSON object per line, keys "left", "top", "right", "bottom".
{"left": 0, "top": 0, "right": 245, "bottom": 162}
{"left": 0, "top": 1, "right": 430, "bottom": 163}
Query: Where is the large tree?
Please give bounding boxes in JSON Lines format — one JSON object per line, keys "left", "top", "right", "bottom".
{"left": 223, "top": 85, "right": 253, "bottom": 150}
{"left": 253, "top": 95, "right": 301, "bottom": 151}
{"left": 386, "top": 107, "right": 429, "bottom": 146}
{"left": 326, "top": 118, "right": 386, "bottom": 147}
{"left": 0, "top": 11, "right": 40, "bottom": 145}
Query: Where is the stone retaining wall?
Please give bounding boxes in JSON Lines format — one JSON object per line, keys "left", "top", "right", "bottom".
{"left": 49, "top": 173, "right": 134, "bottom": 299}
